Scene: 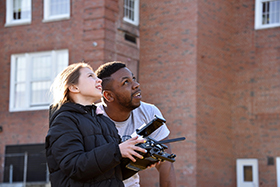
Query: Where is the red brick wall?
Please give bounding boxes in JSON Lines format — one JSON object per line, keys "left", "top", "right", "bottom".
{"left": 231, "top": 1, "right": 280, "bottom": 186}
{"left": 113, "top": 0, "right": 140, "bottom": 77}
{"left": 139, "top": 0, "right": 280, "bottom": 186}
{"left": 139, "top": 1, "right": 198, "bottom": 186}
{"left": 196, "top": 0, "right": 235, "bottom": 186}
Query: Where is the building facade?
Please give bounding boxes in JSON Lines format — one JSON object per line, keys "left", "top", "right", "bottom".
{"left": 0, "top": 0, "right": 280, "bottom": 186}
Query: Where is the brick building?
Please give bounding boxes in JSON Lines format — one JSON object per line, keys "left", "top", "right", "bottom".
{"left": 0, "top": 0, "right": 280, "bottom": 187}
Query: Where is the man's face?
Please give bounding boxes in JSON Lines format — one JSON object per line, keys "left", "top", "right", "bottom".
{"left": 109, "top": 67, "right": 141, "bottom": 111}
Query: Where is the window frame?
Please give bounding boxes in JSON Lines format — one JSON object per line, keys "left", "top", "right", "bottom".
{"left": 123, "top": 0, "right": 139, "bottom": 26}
{"left": 277, "top": 157, "right": 280, "bottom": 187}
{"left": 236, "top": 159, "right": 259, "bottom": 187}
{"left": 5, "top": 0, "right": 32, "bottom": 27}
{"left": 9, "top": 49, "right": 69, "bottom": 112}
{"left": 43, "top": 0, "right": 70, "bottom": 22}
{"left": 255, "top": 0, "right": 280, "bottom": 30}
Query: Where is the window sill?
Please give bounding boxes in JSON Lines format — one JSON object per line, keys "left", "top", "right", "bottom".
{"left": 0, "top": 182, "right": 50, "bottom": 187}
{"left": 43, "top": 16, "right": 70, "bottom": 23}
{"left": 255, "top": 24, "right": 280, "bottom": 30}
{"left": 9, "top": 106, "right": 49, "bottom": 112}
{"left": 5, "top": 20, "right": 31, "bottom": 27}
{"left": 123, "top": 17, "right": 139, "bottom": 26}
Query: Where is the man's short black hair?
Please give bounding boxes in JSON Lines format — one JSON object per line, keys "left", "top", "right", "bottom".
{"left": 95, "top": 61, "right": 126, "bottom": 79}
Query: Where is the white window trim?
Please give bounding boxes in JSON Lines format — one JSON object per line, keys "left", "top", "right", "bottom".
{"left": 255, "top": 0, "right": 280, "bottom": 30}
{"left": 123, "top": 0, "right": 139, "bottom": 26}
{"left": 43, "top": 0, "right": 70, "bottom": 22}
{"left": 5, "top": 0, "right": 32, "bottom": 27}
{"left": 9, "top": 49, "right": 69, "bottom": 112}
{"left": 236, "top": 158, "right": 259, "bottom": 187}
{"left": 277, "top": 157, "right": 280, "bottom": 187}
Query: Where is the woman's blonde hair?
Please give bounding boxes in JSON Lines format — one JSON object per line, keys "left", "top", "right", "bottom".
{"left": 50, "top": 62, "right": 93, "bottom": 110}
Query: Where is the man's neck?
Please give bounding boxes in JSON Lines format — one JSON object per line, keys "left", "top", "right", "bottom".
{"left": 103, "top": 104, "right": 131, "bottom": 122}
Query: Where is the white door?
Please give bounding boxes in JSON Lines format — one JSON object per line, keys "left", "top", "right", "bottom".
{"left": 236, "top": 159, "right": 259, "bottom": 187}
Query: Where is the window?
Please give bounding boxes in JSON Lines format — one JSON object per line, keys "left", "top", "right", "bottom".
{"left": 5, "top": 0, "right": 32, "bottom": 26}
{"left": 277, "top": 157, "right": 280, "bottom": 187}
{"left": 3, "top": 144, "right": 47, "bottom": 183}
{"left": 123, "top": 0, "right": 139, "bottom": 25}
{"left": 9, "top": 49, "right": 68, "bottom": 112}
{"left": 236, "top": 159, "right": 259, "bottom": 187}
{"left": 255, "top": 0, "right": 280, "bottom": 29}
{"left": 43, "top": 0, "right": 70, "bottom": 22}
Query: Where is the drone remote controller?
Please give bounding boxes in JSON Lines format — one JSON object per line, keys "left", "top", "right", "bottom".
{"left": 124, "top": 115, "right": 185, "bottom": 171}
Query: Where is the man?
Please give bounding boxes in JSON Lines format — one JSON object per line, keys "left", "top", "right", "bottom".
{"left": 95, "top": 61, "right": 176, "bottom": 187}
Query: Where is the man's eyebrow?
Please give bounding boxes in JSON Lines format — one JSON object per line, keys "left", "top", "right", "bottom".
{"left": 121, "top": 72, "right": 134, "bottom": 80}
{"left": 121, "top": 76, "right": 130, "bottom": 81}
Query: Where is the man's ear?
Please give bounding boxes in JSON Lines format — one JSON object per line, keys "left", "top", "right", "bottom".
{"left": 68, "top": 85, "right": 79, "bottom": 93}
{"left": 103, "top": 90, "right": 114, "bottom": 102}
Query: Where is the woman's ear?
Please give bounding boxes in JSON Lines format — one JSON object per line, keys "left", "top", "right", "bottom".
{"left": 103, "top": 90, "right": 114, "bottom": 102}
{"left": 68, "top": 84, "right": 79, "bottom": 93}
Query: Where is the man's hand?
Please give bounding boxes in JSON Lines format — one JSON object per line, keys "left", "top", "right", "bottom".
{"left": 119, "top": 136, "right": 147, "bottom": 162}
{"left": 156, "top": 138, "right": 176, "bottom": 187}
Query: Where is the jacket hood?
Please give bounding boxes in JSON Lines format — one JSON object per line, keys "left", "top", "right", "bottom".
{"left": 49, "top": 102, "right": 97, "bottom": 126}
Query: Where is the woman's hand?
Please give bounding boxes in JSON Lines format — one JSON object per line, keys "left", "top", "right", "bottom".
{"left": 119, "top": 136, "right": 147, "bottom": 162}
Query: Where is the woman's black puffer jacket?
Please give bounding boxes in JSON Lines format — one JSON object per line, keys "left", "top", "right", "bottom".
{"left": 45, "top": 102, "right": 133, "bottom": 187}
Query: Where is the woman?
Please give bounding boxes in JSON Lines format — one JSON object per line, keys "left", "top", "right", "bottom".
{"left": 45, "top": 62, "right": 146, "bottom": 187}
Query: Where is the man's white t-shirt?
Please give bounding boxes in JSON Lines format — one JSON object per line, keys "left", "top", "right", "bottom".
{"left": 97, "top": 101, "right": 170, "bottom": 187}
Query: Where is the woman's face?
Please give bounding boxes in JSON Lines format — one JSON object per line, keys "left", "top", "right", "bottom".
{"left": 76, "top": 67, "right": 102, "bottom": 103}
